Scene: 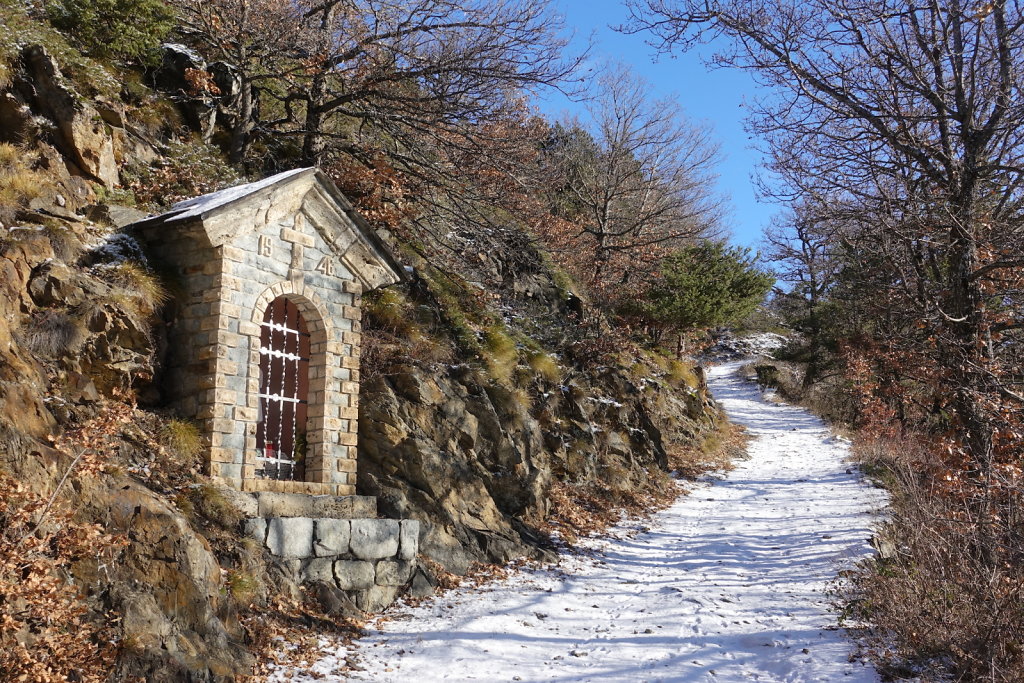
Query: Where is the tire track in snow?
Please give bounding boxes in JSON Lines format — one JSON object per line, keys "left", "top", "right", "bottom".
{"left": 276, "top": 361, "right": 886, "bottom": 682}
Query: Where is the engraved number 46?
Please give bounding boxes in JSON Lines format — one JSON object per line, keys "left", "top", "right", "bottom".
{"left": 315, "top": 257, "right": 335, "bottom": 276}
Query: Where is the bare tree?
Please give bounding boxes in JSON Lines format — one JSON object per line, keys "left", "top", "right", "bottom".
{"left": 626, "top": 0, "right": 1024, "bottom": 468}
{"left": 763, "top": 202, "right": 843, "bottom": 333}
{"left": 170, "top": 0, "right": 309, "bottom": 163}
{"left": 169, "top": 0, "right": 584, "bottom": 174}
{"left": 294, "top": 0, "right": 585, "bottom": 165}
{"left": 544, "top": 64, "right": 724, "bottom": 292}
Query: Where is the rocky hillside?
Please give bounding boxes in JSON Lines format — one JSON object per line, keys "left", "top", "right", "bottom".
{"left": 0, "top": 18, "right": 724, "bottom": 683}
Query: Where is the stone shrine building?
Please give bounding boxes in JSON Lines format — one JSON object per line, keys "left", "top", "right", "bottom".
{"left": 130, "top": 167, "right": 404, "bottom": 496}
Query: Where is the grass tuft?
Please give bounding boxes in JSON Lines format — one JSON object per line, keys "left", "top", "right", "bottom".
{"left": 192, "top": 483, "right": 244, "bottom": 529}
{"left": 363, "top": 289, "right": 415, "bottom": 335}
{"left": 666, "top": 359, "right": 698, "bottom": 388}
{"left": 0, "top": 143, "right": 52, "bottom": 223}
{"left": 161, "top": 418, "right": 203, "bottom": 460}
{"left": 225, "top": 569, "right": 263, "bottom": 607}
{"left": 483, "top": 326, "right": 518, "bottom": 384}
{"left": 20, "top": 310, "right": 86, "bottom": 358}
{"left": 527, "top": 350, "right": 561, "bottom": 383}
{"left": 105, "top": 261, "right": 169, "bottom": 317}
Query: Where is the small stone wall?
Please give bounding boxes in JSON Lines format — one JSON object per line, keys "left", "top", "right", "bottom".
{"left": 244, "top": 516, "right": 420, "bottom": 612}
{"left": 228, "top": 490, "right": 421, "bottom": 612}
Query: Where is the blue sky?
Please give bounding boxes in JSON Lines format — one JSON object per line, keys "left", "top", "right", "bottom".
{"left": 534, "top": 1, "right": 773, "bottom": 251}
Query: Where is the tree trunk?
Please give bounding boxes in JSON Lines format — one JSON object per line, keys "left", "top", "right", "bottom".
{"left": 227, "top": 79, "right": 255, "bottom": 165}
{"left": 301, "top": 97, "right": 326, "bottom": 166}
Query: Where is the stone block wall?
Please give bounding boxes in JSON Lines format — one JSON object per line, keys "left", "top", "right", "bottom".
{"left": 140, "top": 210, "right": 364, "bottom": 496}
{"left": 244, "top": 516, "right": 420, "bottom": 612}
{"left": 221, "top": 212, "right": 364, "bottom": 494}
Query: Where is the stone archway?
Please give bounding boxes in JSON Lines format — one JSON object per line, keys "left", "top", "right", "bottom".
{"left": 256, "top": 296, "right": 311, "bottom": 481}
{"left": 243, "top": 282, "right": 334, "bottom": 486}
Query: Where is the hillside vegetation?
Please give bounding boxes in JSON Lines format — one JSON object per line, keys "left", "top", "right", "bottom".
{"left": 0, "top": 1, "right": 765, "bottom": 680}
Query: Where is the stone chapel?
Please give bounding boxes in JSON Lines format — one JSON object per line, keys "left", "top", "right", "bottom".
{"left": 129, "top": 167, "right": 404, "bottom": 497}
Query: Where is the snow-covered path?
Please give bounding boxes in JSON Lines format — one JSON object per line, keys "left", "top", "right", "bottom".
{"left": 286, "top": 362, "right": 886, "bottom": 682}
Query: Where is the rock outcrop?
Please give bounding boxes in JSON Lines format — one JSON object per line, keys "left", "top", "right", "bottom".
{"left": 359, "top": 360, "right": 716, "bottom": 574}
{"left": 20, "top": 46, "right": 120, "bottom": 188}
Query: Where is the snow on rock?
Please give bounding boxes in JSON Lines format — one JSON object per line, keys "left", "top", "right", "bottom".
{"left": 86, "top": 232, "right": 149, "bottom": 266}
{"left": 274, "top": 361, "right": 885, "bottom": 682}
{"left": 708, "top": 332, "right": 790, "bottom": 360}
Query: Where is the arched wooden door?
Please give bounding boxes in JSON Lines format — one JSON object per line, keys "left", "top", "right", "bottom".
{"left": 256, "top": 297, "right": 310, "bottom": 481}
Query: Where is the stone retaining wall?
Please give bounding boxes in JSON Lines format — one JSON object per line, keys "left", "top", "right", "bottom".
{"left": 244, "top": 515, "right": 420, "bottom": 612}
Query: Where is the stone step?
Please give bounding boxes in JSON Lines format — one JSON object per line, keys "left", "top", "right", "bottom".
{"left": 254, "top": 492, "right": 377, "bottom": 518}
{"left": 220, "top": 487, "right": 377, "bottom": 519}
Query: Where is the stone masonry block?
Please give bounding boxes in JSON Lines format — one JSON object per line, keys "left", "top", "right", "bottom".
{"left": 375, "top": 560, "right": 414, "bottom": 586}
{"left": 242, "top": 517, "right": 266, "bottom": 543}
{"left": 399, "top": 520, "right": 420, "bottom": 561}
{"left": 266, "top": 517, "right": 314, "bottom": 558}
{"left": 233, "top": 406, "right": 258, "bottom": 422}
{"left": 280, "top": 227, "right": 315, "bottom": 246}
{"left": 217, "top": 486, "right": 259, "bottom": 517}
{"left": 335, "top": 560, "right": 375, "bottom": 591}
{"left": 301, "top": 557, "right": 335, "bottom": 584}
{"left": 238, "top": 321, "right": 260, "bottom": 337}
{"left": 355, "top": 585, "right": 398, "bottom": 613}
{"left": 256, "top": 492, "right": 377, "bottom": 518}
{"left": 348, "top": 519, "right": 400, "bottom": 560}
{"left": 311, "top": 495, "right": 377, "bottom": 518}
{"left": 314, "top": 519, "right": 350, "bottom": 556}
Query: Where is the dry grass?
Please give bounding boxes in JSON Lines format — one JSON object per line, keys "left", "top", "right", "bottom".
{"left": 527, "top": 350, "right": 562, "bottom": 383}
{"left": 0, "top": 141, "right": 20, "bottom": 166}
{"left": 483, "top": 326, "right": 518, "bottom": 384}
{"left": 189, "top": 483, "right": 244, "bottom": 529}
{"left": 363, "top": 288, "right": 415, "bottom": 335}
{"left": 841, "top": 432, "right": 1024, "bottom": 681}
{"left": 360, "top": 288, "right": 454, "bottom": 379}
{"left": 105, "top": 261, "right": 169, "bottom": 317}
{"left": 0, "top": 143, "right": 52, "bottom": 223}
{"left": 667, "top": 420, "right": 746, "bottom": 480}
{"left": 225, "top": 569, "right": 263, "bottom": 607}
{"left": 666, "top": 359, "right": 699, "bottom": 388}
{"left": 160, "top": 418, "right": 203, "bottom": 460}
{"left": 42, "top": 221, "right": 85, "bottom": 263}
{"left": 360, "top": 327, "right": 453, "bottom": 381}
{"left": 641, "top": 350, "right": 700, "bottom": 389}
{"left": 19, "top": 309, "right": 86, "bottom": 358}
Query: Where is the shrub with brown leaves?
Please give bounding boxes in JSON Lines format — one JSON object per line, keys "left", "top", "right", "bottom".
{"left": 841, "top": 432, "right": 1024, "bottom": 681}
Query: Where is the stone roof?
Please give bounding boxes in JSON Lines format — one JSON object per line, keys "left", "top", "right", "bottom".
{"left": 129, "top": 167, "right": 404, "bottom": 291}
